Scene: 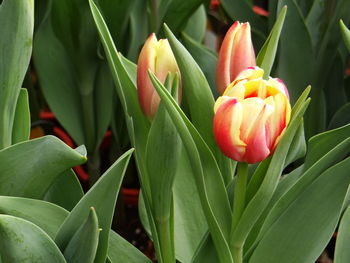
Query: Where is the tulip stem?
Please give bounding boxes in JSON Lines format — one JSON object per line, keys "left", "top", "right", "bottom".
{"left": 156, "top": 217, "right": 175, "bottom": 263}
{"left": 230, "top": 162, "right": 248, "bottom": 260}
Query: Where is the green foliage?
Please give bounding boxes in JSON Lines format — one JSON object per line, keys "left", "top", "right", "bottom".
{"left": 0, "top": 0, "right": 34, "bottom": 149}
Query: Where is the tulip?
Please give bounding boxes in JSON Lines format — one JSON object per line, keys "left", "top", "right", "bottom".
{"left": 213, "top": 67, "right": 291, "bottom": 164}
{"left": 137, "top": 33, "right": 181, "bottom": 119}
{"left": 216, "top": 21, "right": 256, "bottom": 95}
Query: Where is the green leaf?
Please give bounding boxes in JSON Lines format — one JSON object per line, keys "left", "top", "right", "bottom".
{"left": 277, "top": 0, "right": 313, "bottom": 104}
{"left": 305, "top": 0, "right": 326, "bottom": 49}
{"left": 0, "top": 136, "right": 87, "bottom": 198}
{"left": 250, "top": 157, "right": 350, "bottom": 263}
{"left": 43, "top": 169, "right": 84, "bottom": 211}
{"left": 107, "top": 230, "right": 152, "bottom": 263}
{"left": 148, "top": 71, "right": 233, "bottom": 263}
{"left": 64, "top": 207, "right": 100, "bottom": 263}
{"left": 181, "top": 33, "right": 218, "bottom": 98}
{"left": 164, "top": 24, "right": 234, "bottom": 184}
{"left": 183, "top": 5, "right": 206, "bottom": 43}
{"left": 95, "top": 0, "right": 137, "bottom": 54}
{"left": 0, "top": 0, "right": 34, "bottom": 149}
{"left": 0, "top": 196, "right": 69, "bottom": 239}
{"left": 33, "top": 0, "right": 113, "bottom": 153}
{"left": 334, "top": 205, "right": 350, "bottom": 263}
{"left": 220, "top": 0, "right": 266, "bottom": 36}
{"left": 0, "top": 215, "right": 66, "bottom": 262}
{"left": 173, "top": 149, "right": 207, "bottom": 263}
{"left": 284, "top": 121, "right": 306, "bottom": 166}
{"left": 161, "top": 0, "right": 203, "bottom": 34}
{"left": 340, "top": 20, "right": 350, "bottom": 52}
{"left": 12, "top": 88, "right": 30, "bottom": 144}
{"left": 328, "top": 103, "right": 350, "bottom": 130}
{"left": 55, "top": 149, "right": 133, "bottom": 263}
{"left": 304, "top": 123, "right": 350, "bottom": 169}
{"left": 146, "top": 101, "right": 181, "bottom": 221}
{"left": 253, "top": 135, "right": 350, "bottom": 254}
{"left": 127, "top": 0, "right": 149, "bottom": 62}
{"left": 33, "top": 18, "right": 85, "bottom": 146}
{"left": 257, "top": 6, "right": 287, "bottom": 78}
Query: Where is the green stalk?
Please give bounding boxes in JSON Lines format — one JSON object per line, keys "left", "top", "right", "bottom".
{"left": 230, "top": 162, "right": 248, "bottom": 261}
{"left": 156, "top": 216, "right": 175, "bottom": 263}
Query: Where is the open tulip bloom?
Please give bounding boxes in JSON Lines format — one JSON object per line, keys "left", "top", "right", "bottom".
{"left": 214, "top": 67, "right": 291, "bottom": 164}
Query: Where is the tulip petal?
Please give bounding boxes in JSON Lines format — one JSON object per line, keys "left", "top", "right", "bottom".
{"left": 137, "top": 33, "right": 158, "bottom": 118}
{"left": 216, "top": 21, "right": 240, "bottom": 95}
{"left": 229, "top": 23, "right": 256, "bottom": 81}
{"left": 242, "top": 101, "right": 273, "bottom": 163}
{"left": 214, "top": 98, "right": 246, "bottom": 161}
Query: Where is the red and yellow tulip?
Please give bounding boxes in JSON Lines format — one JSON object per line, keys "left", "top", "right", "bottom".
{"left": 137, "top": 33, "right": 181, "bottom": 119}
{"left": 216, "top": 21, "right": 256, "bottom": 95}
{"left": 214, "top": 67, "right": 291, "bottom": 163}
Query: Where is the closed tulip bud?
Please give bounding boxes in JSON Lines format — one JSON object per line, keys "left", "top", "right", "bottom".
{"left": 137, "top": 33, "right": 181, "bottom": 119}
{"left": 216, "top": 21, "right": 256, "bottom": 95}
{"left": 213, "top": 67, "right": 291, "bottom": 164}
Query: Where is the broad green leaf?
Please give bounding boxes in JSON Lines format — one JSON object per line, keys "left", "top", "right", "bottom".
{"left": 328, "top": 103, "right": 350, "bottom": 129}
{"left": 127, "top": 0, "right": 149, "bottom": 62}
{"left": 139, "top": 148, "right": 208, "bottom": 263}
{"left": 55, "top": 149, "right": 133, "bottom": 263}
{"left": 148, "top": 71, "right": 233, "bottom": 263}
{"left": 96, "top": 0, "right": 137, "bottom": 54}
{"left": 0, "top": 215, "right": 66, "bottom": 262}
{"left": 64, "top": 208, "right": 100, "bottom": 263}
{"left": 0, "top": 196, "right": 69, "bottom": 239}
{"left": 192, "top": 233, "right": 218, "bottom": 263}
{"left": 94, "top": 62, "right": 115, "bottom": 150}
{"left": 146, "top": 100, "right": 180, "bottom": 263}
{"left": 284, "top": 121, "right": 306, "bottom": 166}
{"left": 12, "top": 88, "right": 30, "bottom": 144}
{"left": 244, "top": 165, "right": 305, "bottom": 257}
{"left": 33, "top": 18, "right": 85, "bottom": 146}
{"left": 44, "top": 169, "right": 84, "bottom": 211}
{"left": 34, "top": 0, "right": 113, "bottom": 153}
{"left": 183, "top": 5, "right": 206, "bottom": 43}
{"left": 220, "top": 0, "right": 266, "bottom": 36}
{"left": 253, "top": 136, "right": 350, "bottom": 253}
{"left": 306, "top": 0, "right": 326, "bottom": 49}
{"left": 146, "top": 101, "right": 180, "bottom": 222}
{"left": 0, "top": 0, "right": 34, "bottom": 149}
{"left": 0, "top": 136, "right": 87, "bottom": 198}
{"left": 181, "top": 33, "right": 218, "bottom": 98}
{"left": 304, "top": 123, "right": 350, "bottom": 169}
{"left": 277, "top": 0, "right": 313, "bottom": 104}
{"left": 107, "top": 230, "right": 152, "bottom": 263}
{"left": 230, "top": 99, "right": 310, "bottom": 249}
{"left": 161, "top": 0, "right": 203, "bottom": 34}
{"left": 250, "top": 157, "right": 350, "bottom": 263}
{"left": 340, "top": 20, "right": 350, "bottom": 52}
{"left": 257, "top": 6, "right": 287, "bottom": 78}
{"left": 173, "top": 149, "right": 207, "bottom": 263}
{"left": 324, "top": 52, "right": 347, "bottom": 122}
{"left": 164, "top": 24, "right": 234, "bottom": 184}
{"left": 334, "top": 205, "right": 350, "bottom": 263}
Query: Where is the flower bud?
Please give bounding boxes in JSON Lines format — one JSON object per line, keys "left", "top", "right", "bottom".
{"left": 216, "top": 21, "right": 256, "bottom": 95}
{"left": 137, "top": 33, "right": 181, "bottom": 119}
{"left": 213, "top": 67, "right": 291, "bottom": 164}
